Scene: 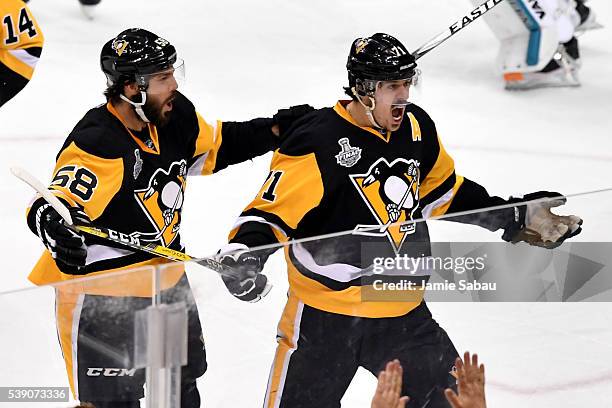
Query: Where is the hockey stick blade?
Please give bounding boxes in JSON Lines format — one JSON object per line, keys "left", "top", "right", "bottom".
{"left": 12, "top": 166, "right": 272, "bottom": 300}
{"left": 412, "top": 0, "right": 504, "bottom": 60}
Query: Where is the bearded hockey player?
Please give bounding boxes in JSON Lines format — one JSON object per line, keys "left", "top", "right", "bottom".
{"left": 474, "top": 0, "right": 602, "bottom": 90}
{"left": 0, "top": 0, "right": 43, "bottom": 107}
{"left": 24, "top": 28, "right": 309, "bottom": 407}
{"left": 216, "top": 33, "right": 582, "bottom": 407}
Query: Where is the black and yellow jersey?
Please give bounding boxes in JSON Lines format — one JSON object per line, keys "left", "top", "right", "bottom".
{"left": 229, "top": 100, "right": 512, "bottom": 318}
{"left": 0, "top": 0, "right": 43, "bottom": 80}
{"left": 27, "top": 92, "right": 277, "bottom": 296}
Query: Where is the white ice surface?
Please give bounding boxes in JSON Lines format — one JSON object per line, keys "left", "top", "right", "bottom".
{"left": 1, "top": 0, "right": 612, "bottom": 407}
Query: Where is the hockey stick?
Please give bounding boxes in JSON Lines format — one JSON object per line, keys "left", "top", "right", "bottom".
{"left": 412, "top": 0, "right": 505, "bottom": 60}
{"left": 11, "top": 166, "right": 192, "bottom": 261}
{"left": 11, "top": 166, "right": 272, "bottom": 299}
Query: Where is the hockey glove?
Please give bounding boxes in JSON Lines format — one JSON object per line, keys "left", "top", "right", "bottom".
{"left": 216, "top": 243, "right": 272, "bottom": 303}
{"left": 273, "top": 104, "right": 315, "bottom": 137}
{"left": 35, "top": 204, "right": 90, "bottom": 274}
{"left": 502, "top": 191, "right": 582, "bottom": 249}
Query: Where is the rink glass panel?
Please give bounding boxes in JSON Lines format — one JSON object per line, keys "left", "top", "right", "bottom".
{"left": 0, "top": 266, "right": 159, "bottom": 406}
{"left": 1, "top": 191, "right": 611, "bottom": 406}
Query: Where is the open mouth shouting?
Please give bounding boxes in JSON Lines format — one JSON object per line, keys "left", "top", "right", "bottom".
{"left": 165, "top": 96, "right": 175, "bottom": 110}
{"left": 164, "top": 92, "right": 177, "bottom": 111}
{"left": 391, "top": 105, "right": 406, "bottom": 121}
{"left": 390, "top": 98, "right": 410, "bottom": 122}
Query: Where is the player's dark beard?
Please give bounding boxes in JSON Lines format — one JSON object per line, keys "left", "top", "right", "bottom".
{"left": 142, "top": 92, "right": 176, "bottom": 127}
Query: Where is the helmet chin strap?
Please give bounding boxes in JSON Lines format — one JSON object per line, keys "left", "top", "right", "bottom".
{"left": 119, "top": 90, "right": 150, "bottom": 123}
{"left": 351, "top": 87, "right": 385, "bottom": 131}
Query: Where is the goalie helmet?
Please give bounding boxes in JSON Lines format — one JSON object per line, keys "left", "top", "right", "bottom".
{"left": 100, "top": 28, "right": 177, "bottom": 88}
{"left": 346, "top": 33, "right": 417, "bottom": 96}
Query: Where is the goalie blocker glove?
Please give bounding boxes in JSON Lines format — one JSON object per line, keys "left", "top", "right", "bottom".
{"left": 214, "top": 243, "right": 272, "bottom": 303}
{"left": 502, "top": 191, "right": 583, "bottom": 249}
{"left": 28, "top": 200, "right": 91, "bottom": 274}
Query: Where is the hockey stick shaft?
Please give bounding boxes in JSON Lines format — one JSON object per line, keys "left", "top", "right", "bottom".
{"left": 412, "top": 0, "right": 505, "bottom": 60}
{"left": 71, "top": 224, "right": 246, "bottom": 279}
{"left": 11, "top": 166, "right": 237, "bottom": 277}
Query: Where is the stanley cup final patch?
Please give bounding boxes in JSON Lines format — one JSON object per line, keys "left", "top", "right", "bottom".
{"left": 335, "top": 138, "right": 362, "bottom": 168}
{"left": 133, "top": 149, "right": 143, "bottom": 179}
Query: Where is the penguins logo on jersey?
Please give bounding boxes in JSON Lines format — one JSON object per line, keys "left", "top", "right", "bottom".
{"left": 133, "top": 160, "right": 187, "bottom": 247}
{"left": 350, "top": 158, "right": 420, "bottom": 252}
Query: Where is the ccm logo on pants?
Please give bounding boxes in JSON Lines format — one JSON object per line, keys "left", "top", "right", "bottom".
{"left": 86, "top": 368, "right": 137, "bottom": 377}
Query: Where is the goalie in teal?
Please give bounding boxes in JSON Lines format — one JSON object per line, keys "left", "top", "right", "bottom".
{"left": 473, "top": 0, "right": 602, "bottom": 90}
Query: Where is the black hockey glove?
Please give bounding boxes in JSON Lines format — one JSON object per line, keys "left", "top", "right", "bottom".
{"left": 216, "top": 243, "right": 272, "bottom": 303}
{"left": 34, "top": 204, "right": 90, "bottom": 274}
{"left": 273, "top": 104, "right": 315, "bottom": 137}
{"left": 502, "top": 191, "right": 582, "bottom": 249}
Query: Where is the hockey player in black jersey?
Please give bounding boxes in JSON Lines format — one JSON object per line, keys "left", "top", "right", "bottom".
{"left": 25, "top": 28, "right": 311, "bottom": 407}
{"left": 217, "top": 33, "right": 582, "bottom": 407}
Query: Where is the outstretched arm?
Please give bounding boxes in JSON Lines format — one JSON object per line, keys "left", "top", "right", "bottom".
{"left": 442, "top": 181, "right": 582, "bottom": 248}
{"left": 418, "top": 136, "right": 582, "bottom": 247}
{"left": 216, "top": 105, "right": 314, "bottom": 171}
{"left": 186, "top": 105, "right": 314, "bottom": 174}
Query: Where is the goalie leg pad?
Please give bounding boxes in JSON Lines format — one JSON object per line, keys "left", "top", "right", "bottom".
{"left": 474, "top": 0, "right": 581, "bottom": 75}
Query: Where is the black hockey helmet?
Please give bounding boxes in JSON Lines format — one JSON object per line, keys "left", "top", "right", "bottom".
{"left": 346, "top": 33, "right": 417, "bottom": 96}
{"left": 100, "top": 28, "right": 177, "bottom": 88}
